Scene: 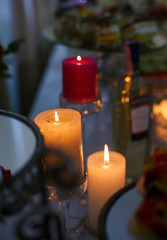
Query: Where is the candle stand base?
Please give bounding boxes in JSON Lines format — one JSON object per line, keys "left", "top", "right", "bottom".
{"left": 47, "top": 172, "right": 88, "bottom": 239}
{"left": 46, "top": 171, "right": 87, "bottom": 202}
{"left": 59, "top": 92, "right": 102, "bottom": 117}
{"left": 70, "top": 213, "right": 98, "bottom": 240}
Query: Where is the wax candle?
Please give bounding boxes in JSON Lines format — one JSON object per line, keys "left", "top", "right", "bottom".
{"left": 34, "top": 109, "right": 84, "bottom": 180}
{"left": 62, "top": 56, "right": 98, "bottom": 103}
{"left": 87, "top": 145, "right": 126, "bottom": 232}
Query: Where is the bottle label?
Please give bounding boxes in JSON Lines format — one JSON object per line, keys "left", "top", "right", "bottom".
{"left": 130, "top": 94, "right": 150, "bottom": 141}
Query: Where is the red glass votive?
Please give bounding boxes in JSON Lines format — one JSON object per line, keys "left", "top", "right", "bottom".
{"left": 62, "top": 56, "right": 98, "bottom": 103}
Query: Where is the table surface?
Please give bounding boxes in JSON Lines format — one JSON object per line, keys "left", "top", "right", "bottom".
{"left": 1, "top": 43, "right": 167, "bottom": 240}
{"left": 29, "top": 43, "right": 167, "bottom": 240}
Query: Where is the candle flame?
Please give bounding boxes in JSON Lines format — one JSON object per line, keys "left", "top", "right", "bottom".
{"left": 125, "top": 76, "right": 131, "bottom": 83}
{"left": 104, "top": 144, "right": 109, "bottom": 166}
{"left": 55, "top": 111, "right": 59, "bottom": 123}
{"left": 77, "top": 56, "right": 82, "bottom": 61}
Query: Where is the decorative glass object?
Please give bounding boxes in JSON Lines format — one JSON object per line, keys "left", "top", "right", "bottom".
{"left": 43, "top": 148, "right": 88, "bottom": 239}
{"left": 60, "top": 56, "right": 102, "bottom": 168}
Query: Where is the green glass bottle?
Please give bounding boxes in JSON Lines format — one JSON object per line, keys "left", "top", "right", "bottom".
{"left": 111, "top": 42, "right": 152, "bottom": 182}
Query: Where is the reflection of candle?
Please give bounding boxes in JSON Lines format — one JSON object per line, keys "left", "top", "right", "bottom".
{"left": 87, "top": 145, "right": 126, "bottom": 232}
{"left": 34, "top": 109, "right": 84, "bottom": 179}
{"left": 62, "top": 56, "right": 98, "bottom": 103}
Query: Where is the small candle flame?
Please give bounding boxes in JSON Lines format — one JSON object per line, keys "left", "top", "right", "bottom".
{"left": 125, "top": 76, "right": 131, "bottom": 83}
{"left": 104, "top": 144, "right": 109, "bottom": 166}
{"left": 55, "top": 111, "right": 59, "bottom": 123}
{"left": 77, "top": 56, "right": 82, "bottom": 61}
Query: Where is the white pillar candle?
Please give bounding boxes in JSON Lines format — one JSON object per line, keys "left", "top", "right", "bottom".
{"left": 87, "top": 145, "right": 126, "bottom": 232}
{"left": 34, "top": 109, "right": 84, "bottom": 180}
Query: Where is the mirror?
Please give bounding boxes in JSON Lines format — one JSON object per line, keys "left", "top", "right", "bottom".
{"left": 0, "top": 110, "right": 44, "bottom": 214}
{"left": 0, "top": 110, "right": 44, "bottom": 180}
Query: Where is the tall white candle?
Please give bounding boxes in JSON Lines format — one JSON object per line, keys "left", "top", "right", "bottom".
{"left": 34, "top": 109, "right": 84, "bottom": 180}
{"left": 87, "top": 145, "right": 126, "bottom": 232}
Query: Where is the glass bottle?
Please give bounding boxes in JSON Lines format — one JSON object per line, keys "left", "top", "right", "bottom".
{"left": 111, "top": 41, "right": 152, "bottom": 182}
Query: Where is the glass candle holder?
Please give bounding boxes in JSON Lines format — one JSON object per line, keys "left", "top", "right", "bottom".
{"left": 60, "top": 56, "right": 103, "bottom": 168}
{"left": 60, "top": 93, "right": 102, "bottom": 169}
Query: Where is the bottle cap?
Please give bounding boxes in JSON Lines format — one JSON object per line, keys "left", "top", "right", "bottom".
{"left": 125, "top": 41, "right": 139, "bottom": 74}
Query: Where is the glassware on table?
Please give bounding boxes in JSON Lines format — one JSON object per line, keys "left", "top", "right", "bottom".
{"left": 60, "top": 56, "right": 102, "bottom": 169}
{"left": 34, "top": 106, "right": 87, "bottom": 236}
{"left": 111, "top": 41, "right": 153, "bottom": 183}
{"left": 43, "top": 148, "right": 88, "bottom": 239}
{"left": 60, "top": 92, "right": 102, "bottom": 165}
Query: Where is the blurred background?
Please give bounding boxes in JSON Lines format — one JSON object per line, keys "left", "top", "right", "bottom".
{"left": 0, "top": 0, "right": 166, "bottom": 116}
{"left": 0, "top": 0, "right": 56, "bottom": 115}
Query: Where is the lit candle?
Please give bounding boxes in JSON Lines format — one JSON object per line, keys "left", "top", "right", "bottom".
{"left": 34, "top": 109, "right": 84, "bottom": 180}
{"left": 62, "top": 56, "right": 98, "bottom": 103}
{"left": 87, "top": 145, "right": 126, "bottom": 232}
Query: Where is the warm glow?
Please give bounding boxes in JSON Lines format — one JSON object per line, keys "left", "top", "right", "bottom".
{"left": 77, "top": 56, "right": 82, "bottom": 61}
{"left": 104, "top": 144, "right": 109, "bottom": 166}
{"left": 125, "top": 76, "right": 131, "bottom": 82}
{"left": 55, "top": 111, "right": 59, "bottom": 123}
{"left": 160, "top": 99, "right": 167, "bottom": 119}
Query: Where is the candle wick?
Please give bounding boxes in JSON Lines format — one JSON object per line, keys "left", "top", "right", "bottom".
{"left": 104, "top": 160, "right": 109, "bottom": 166}
{"left": 104, "top": 159, "right": 110, "bottom": 169}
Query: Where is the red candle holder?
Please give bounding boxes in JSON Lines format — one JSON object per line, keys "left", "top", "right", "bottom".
{"left": 60, "top": 56, "right": 102, "bottom": 116}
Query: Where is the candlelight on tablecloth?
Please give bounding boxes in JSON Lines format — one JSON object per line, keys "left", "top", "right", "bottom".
{"left": 62, "top": 56, "right": 98, "bottom": 103}
{"left": 87, "top": 145, "right": 126, "bottom": 232}
{"left": 34, "top": 109, "right": 84, "bottom": 180}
